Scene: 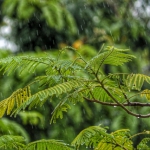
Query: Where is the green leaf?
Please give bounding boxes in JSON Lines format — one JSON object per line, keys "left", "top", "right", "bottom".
{"left": 141, "top": 89, "right": 150, "bottom": 101}
{"left": 0, "top": 135, "right": 25, "bottom": 150}
{"left": 71, "top": 126, "right": 108, "bottom": 149}
{"left": 108, "top": 73, "right": 150, "bottom": 91}
{"left": 96, "top": 129, "right": 133, "bottom": 150}
{"left": 137, "top": 138, "right": 150, "bottom": 150}
{"left": 25, "top": 139, "right": 72, "bottom": 150}
{"left": 0, "top": 56, "right": 49, "bottom": 75}
{"left": 2, "top": 0, "right": 18, "bottom": 17}
{"left": 85, "top": 46, "right": 135, "bottom": 72}
{"left": 0, "top": 86, "right": 31, "bottom": 118}
{"left": 19, "top": 111, "right": 44, "bottom": 127}
{"left": 125, "top": 74, "right": 150, "bottom": 91}
{"left": 17, "top": 0, "right": 35, "bottom": 19}
{"left": 50, "top": 103, "right": 71, "bottom": 124}
{"left": 0, "top": 118, "right": 29, "bottom": 142}
{"left": 13, "top": 80, "right": 83, "bottom": 116}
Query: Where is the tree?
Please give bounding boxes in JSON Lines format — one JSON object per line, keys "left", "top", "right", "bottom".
{"left": 1, "top": 0, "right": 150, "bottom": 55}
{"left": 0, "top": 46, "right": 150, "bottom": 149}
{"left": 1, "top": 0, "right": 77, "bottom": 51}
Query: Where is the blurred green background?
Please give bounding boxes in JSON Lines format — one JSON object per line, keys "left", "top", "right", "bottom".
{"left": 0, "top": 0, "right": 150, "bottom": 149}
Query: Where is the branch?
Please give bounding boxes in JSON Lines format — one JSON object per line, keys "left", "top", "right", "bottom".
{"left": 96, "top": 47, "right": 114, "bottom": 76}
{"left": 130, "top": 131, "right": 149, "bottom": 139}
{"left": 90, "top": 57, "right": 150, "bottom": 118}
{"left": 103, "top": 85, "right": 150, "bottom": 118}
{"left": 84, "top": 86, "right": 150, "bottom": 118}
{"left": 84, "top": 97, "right": 150, "bottom": 107}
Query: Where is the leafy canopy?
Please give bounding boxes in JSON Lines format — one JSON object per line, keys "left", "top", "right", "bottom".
{"left": 0, "top": 46, "right": 150, "bottom": 149}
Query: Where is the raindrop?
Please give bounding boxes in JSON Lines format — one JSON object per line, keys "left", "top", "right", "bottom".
{"left": 137, "top": 117, "right": 140, "bottom": 118}
{"left": 117, "top": 37, "right": 120, "bottom": 41}
{"left": 8, "top": 130, "right": 11, "bottom": 134}
{"left": 29, "top": 36, "right": 31, "bottom": 42}
{"left": 20, "top": 37, "right": 22, "bottom": 42}
{"left": 78, "top": 29, "right": 80, "bottom": 35}
{"left": 103, "top": 2, "right": 106, "bottom": 8}
{"left": 83, "top": 19, "right": 85, "bottom": 24}
{"left": 45, "top": 45, "right": 47, "bottom": 49}
{"left": 0, "top": 93, "right": 3, "bottom": 98}
{"left": 36, "top": 30, "right": 38, "bottom": 36}
{"left": 114, "top": 106, "right": 117, "bottom": 108}
{"left": 9, "top": 85, "right": 13, "bottom": 91}
{"left": 83, "top": 109, "right": 85, "bottom": 114}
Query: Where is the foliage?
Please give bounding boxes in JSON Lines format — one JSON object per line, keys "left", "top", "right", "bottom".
{"left": 0, "top": 118, "right": 29, "bottom": 142}
{"left": 1, "top": 0, "right": 77, "bottom": 51}
{"left": 72, "top": 126, "right": 150, "bottom": 150}
{"left": 71, "top": 126, "right": 108, "bottom": 149}
{"left": 0, "top": 46, "right": 149, "bottom": 149}
{"left": 137, "top": 137, "right": 150, "bottom": 150}
{"left": 1, "top": 0, "right": 150, "bottom": 53}
{"left": 1, "top": 127, "right": 150, "bottom": 150}
{"left": 0, "top": 46, "right": 136, "bottom": 118}
{"left": 2, "top": 0, "right": 76, "bottom": 33}
{"left": 24, "top": 139, "right": 72, "bottom": 150}
{"left": 0, "top": 135, "right": 25, "bottom": 150}
{"left": 18, "top": 111, "right": 44, "bottom": 128}
{"left": 0, "top": 135, "right": 72, "bottom": 150}
{"left": 1, "top": 0, "right": 150, "bottom": 148}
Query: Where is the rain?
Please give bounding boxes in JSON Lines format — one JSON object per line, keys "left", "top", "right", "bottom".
{"left": 0, "top": 0, "right": 150, "bottom": 150}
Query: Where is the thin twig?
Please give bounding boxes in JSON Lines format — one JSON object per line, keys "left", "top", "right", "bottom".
{"left": 130, "top": 131, "right": 149, "bottom": 139}
{"left": 117, "top": 79, "right": 130, "bottom": 104}
{"left": 96, "top": 47, "right": 114, "bottom": 76}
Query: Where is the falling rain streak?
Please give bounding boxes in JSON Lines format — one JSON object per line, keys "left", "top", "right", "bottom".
{"left": 0, "top": 0, "right": 149, "bottom": 149}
